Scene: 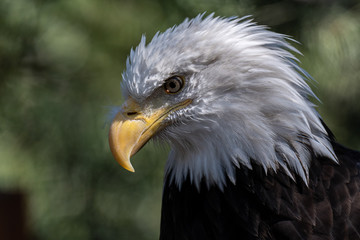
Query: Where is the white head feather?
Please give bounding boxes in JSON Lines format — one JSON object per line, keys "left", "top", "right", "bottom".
{"left": 121, "top": 13, "right": 337, "bottom": 189}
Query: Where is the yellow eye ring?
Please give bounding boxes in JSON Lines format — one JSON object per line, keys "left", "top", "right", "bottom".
{"left": 164, "top": 76, "right": 184, "bottom": 94}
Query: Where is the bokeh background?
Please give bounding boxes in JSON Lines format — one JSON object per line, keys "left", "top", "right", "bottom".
{"left": 0, "top": 0, "right": 359, "bottom": 239}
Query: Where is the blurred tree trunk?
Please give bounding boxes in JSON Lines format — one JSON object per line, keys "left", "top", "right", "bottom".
{"left": 0, "top": 191, "right": 28, "bottom": 240}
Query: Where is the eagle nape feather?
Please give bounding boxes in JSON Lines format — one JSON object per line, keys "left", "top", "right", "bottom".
{"left": 108, "top": 13, "right": 360, "bottom": 240}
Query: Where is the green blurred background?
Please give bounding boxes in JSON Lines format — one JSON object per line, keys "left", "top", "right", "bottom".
{"left": 0, "top": 0, "right": 359, "bottom": 239}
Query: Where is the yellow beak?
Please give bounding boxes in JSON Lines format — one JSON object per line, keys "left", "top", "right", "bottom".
{"left": 109, "top": 98, "right": 191, "bottom": 172}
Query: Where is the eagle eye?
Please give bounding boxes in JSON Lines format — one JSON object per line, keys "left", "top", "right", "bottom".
{"left": 164, "top": 76, "right": 184, "bottom": 94}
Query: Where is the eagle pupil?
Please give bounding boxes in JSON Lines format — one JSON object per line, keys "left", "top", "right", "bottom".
{"left": 169, "top": 82, "right": 177, "bottom": 89}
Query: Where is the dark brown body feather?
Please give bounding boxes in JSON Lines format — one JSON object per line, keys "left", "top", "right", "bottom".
{"left": 160, "top": 139, "right": 360, "bottom": 240}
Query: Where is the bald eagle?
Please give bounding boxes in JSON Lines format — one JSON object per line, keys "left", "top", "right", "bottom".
{"left": 108, "top": 14, "right": 360, "bottom": 240}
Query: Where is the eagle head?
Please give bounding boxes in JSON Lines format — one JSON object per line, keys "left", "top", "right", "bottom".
{"left": 109, "top": 14, "right": 337, "bottom": 189}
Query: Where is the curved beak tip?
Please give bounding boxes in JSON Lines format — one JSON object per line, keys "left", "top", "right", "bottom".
{"left": 123, "top": 164, "right": 135, "bottom": 173}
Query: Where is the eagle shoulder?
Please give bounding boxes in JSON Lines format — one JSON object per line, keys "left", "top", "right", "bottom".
{"left": 160, "top": 141, "right": 360, "bottom": 240}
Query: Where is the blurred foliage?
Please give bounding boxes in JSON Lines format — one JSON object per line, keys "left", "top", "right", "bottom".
{"left": 0, "top": 0, "right": 359, "bottom": 239}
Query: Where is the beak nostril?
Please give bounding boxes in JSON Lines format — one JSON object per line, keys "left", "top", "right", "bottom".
{"left": 127, "top": 112, "right": 137, "bottom": 116}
